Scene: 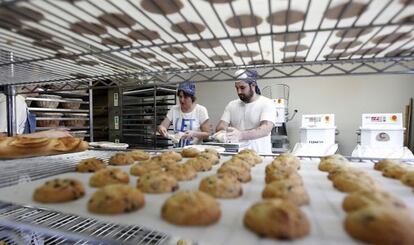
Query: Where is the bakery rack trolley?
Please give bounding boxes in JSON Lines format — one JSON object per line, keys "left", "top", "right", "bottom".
{"left": 0, "top": 0, "right": 413, "bottom": 244}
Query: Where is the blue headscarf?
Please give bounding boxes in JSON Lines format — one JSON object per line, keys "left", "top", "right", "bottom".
{"left": 234, "top": 69, "right": 261, "bottom": 95}
{"left": 177, "top": 81, "right": 195, "bottom": 96}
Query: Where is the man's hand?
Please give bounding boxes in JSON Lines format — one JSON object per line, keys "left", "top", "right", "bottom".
{"left": 181, "top": 131, "right": 194, "bottom": 140}
{"left": 226, "top": 127, "right": 243, "bottom": 142}
{"left": 157, "top": 125, "right": 168, "bottom": 137}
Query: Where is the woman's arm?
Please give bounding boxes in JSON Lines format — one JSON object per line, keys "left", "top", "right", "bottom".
{"left": 157, "top": 117, "right": 171, "bottom": 137}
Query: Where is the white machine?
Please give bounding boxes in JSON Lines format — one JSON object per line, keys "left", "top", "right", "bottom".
{"left": 351, "top": 113, "right": 414, "bottom": 159}
{"left": 292, "top": 114, "right": 338, "bottom": 156}
{"left": 273, "top": 98, "right": 287, "bottom": 127}
{"left": 262, "top": 84, "right": 295, "bottom": 153}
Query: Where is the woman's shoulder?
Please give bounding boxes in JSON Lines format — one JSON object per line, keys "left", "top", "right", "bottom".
{"left": 195, "top": 104, "right": 208, "bottom": 111}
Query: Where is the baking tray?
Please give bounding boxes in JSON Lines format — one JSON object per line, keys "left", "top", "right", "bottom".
{"left": 0, "top": 153, "right": 413, "bottom": 245}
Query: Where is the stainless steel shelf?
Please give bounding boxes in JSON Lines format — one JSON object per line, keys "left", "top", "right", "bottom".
{"left": 26, "top": 97, "right": 89, "bottom": 104}
{"left": 29, "top": 108, "right": 89, "bottom": 113}
{"left": 123, "top": 102, "right": 176, "bottom": 107}
{"left": 123, "top": 86, "right": 176, "bottom": 97}
{"left": 36, "top": 126, "right": 90, "bottom": 130}
{"left": 36, "top": 117, "right": 89, "bottom": 121}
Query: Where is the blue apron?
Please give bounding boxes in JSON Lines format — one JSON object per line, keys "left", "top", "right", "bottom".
{"left": 23, "top": 110, "right": 36, "bottom": 134}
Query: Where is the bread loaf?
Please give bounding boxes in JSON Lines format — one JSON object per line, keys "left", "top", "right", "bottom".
{"left": 0, "top": 136, "right": 89, "bottom": 159}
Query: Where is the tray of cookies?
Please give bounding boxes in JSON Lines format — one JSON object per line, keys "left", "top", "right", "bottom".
{"left": 0, "top": 150, "right": 413, "bottom": 245}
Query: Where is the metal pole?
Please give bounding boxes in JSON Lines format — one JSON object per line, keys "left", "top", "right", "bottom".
{"left": 88, "top": 81, "right": 94, "bottom": 142}
{"left": 6, "top": 51, "right": 17, "bottom": 136}
{"left": 5, "top": 85, "right": 17, "bottom": 136}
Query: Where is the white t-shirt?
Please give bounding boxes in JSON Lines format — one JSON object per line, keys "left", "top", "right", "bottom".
{"left": 0, "top": 93, "right": 28, "bottom": 134}
{"left": 220, "top": 95, "right": 276, "bottom": 154}
{"left": 166, "top": 104, "right": 209, "bottom": 144}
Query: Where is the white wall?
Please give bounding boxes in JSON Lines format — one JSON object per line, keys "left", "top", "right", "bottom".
{"left": 195, "top": 74, "right": 414, "bottom": 155}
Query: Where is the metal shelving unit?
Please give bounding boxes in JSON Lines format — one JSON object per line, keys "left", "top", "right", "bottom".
{"left": 121, "top": 85, "right": 177, "bottom": 149}
{"left": 23, "top": 89, "right": 94, "bottom": 141}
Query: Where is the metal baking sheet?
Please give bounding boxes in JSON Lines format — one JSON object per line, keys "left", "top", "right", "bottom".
{"left": 0, "top": 153, "right": 413, "bottom": 245}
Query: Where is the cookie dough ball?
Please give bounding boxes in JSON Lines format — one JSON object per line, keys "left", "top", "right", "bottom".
{"left": 238, "top": 149, "right": 262, "bottom": 164}
{"left": 165, "top": 163, "right": 197, "bottom": 181}
{"left": 275, "top": 153, "right": 300, "bottom": 169}
{"left": 137, "top": 171, "right": 178, "bottom": 193}
{"left": 344, "top": 206, "right": 414, "bottom": 244}
{"left": 342, "top": 190, "right": 407, "bottom": 213}
{"left": 159, "top": 151, "right": 182, "bottom": 162}
{"left": 186, "top": 157, "right": 212, "bottom": 172}
{"left": 204, "top": 148, "right": 220, "bottom": 158}
{"left": 161, "top": 191, "right": 221, "bottom": 226}
{"left": 127, "top": 150, "right": 150, "bottom": 161}
{"left": 181, "top": 147, "right": 200, "bottom": 158}
{"left": 109, "top": 153, "right": 135, "bottom": 166}
{"left": 33, "top": 178, "right": 85, "bottom": 203}
{"left": 382, "top": 164, "right": 410, "bottom": 179}
{"left": 88, "top": 184, "right": 145, "bottom": 214}
{"left": 374, "top": 159, "right": 399, "bottom": 171}
{"left": 243, "top": 199, "right": 310, "bottom": 239}
{"left": 130, "top": 161, "right": 162, "bottom": 176}
{"left": 262, "top": 179, "right": 310, "bottom": 206}
{"left": 401, "top": 171, "right": 414, "bottom": 187}
{"left": 89, "top": 168, "right": 129, "bottom": 187}
{"left": 265, "top": 160, "right": 298, "bottom": 175}
{"left": 232, "top": 153, "right": 257, "bottom": 167}
{"left": 199, "top": 174, "right": 242, "bottom": 198}
{"left": 197, "top": 152, "right": 220, "bottom": 165}
{"left": 76, "top": 158, "right": 106, "bottom": 173}
{"left": 265, "top": 165, "right": 298, "bottom": 184}
{"left": 332, "top": 172, "right": 380, "bottom": 193}
{"left": 318, "top": 154, "right": 349, "bottom": 172}
{"left": 218, "top": 163, "right": 251, "bottom": 183}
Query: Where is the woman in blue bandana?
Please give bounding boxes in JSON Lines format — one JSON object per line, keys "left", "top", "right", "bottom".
{"left": 157, "top": 81, "right": 211, "bottom": 146}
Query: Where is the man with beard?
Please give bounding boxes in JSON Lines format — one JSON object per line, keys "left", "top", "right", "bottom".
{"left": 215, "top": 69, "right": 276, "bottom": 154}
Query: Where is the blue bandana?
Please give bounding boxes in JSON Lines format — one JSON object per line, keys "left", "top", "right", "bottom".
{"left": 234, "top": 69, "right": 261, "bottom": 95}
{"left": 177, "top": 81, "right": 195, "bottom": 96}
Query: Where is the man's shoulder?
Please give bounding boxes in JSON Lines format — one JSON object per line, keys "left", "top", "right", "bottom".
{"left": 226, "top": 99, "right": 242, "bottom": 107}
{"left": 258, "top": 95, "right": 274, "bottom": 105}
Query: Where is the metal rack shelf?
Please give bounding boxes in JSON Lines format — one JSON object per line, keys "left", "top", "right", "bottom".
{"left": 0, "top": 0, "right": 412, "bottom": 87}
{"left": 28, "top": 108, "right": 89, "bottom": 113}
{"left": 26, "top": 97, "right": 90, "bottom": 104}
{"left": 120, "top": 85, "right": 176, "bottom": 149}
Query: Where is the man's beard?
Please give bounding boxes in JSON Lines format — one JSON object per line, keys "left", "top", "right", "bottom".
{"left": 238, "top": 87, "right": 254, "bottom": 103}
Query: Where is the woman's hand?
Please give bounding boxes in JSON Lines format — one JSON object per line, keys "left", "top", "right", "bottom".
{"left": 157, "top": 125, "right": 168, "bottom": 137}
{"left": 181, "top": 131, "right": 195, "bottom": 140}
